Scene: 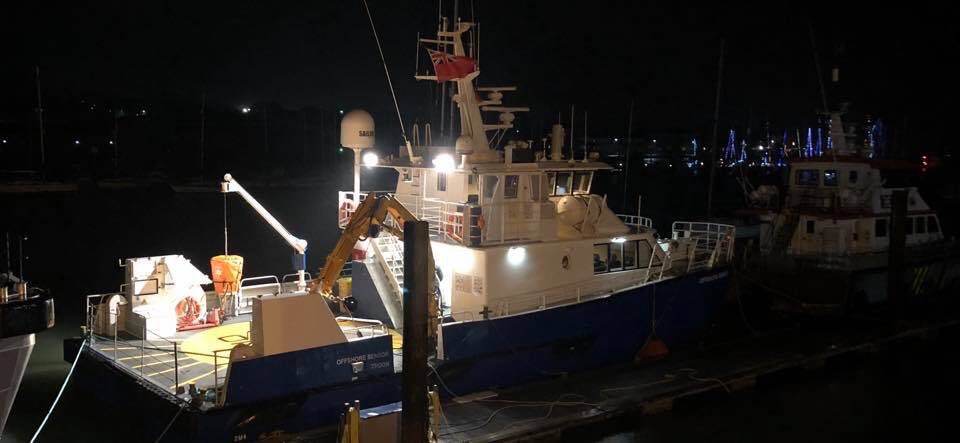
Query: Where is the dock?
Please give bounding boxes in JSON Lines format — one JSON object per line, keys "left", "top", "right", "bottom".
{"left": 432, "top": 306, "right": 960, "bottom": 442}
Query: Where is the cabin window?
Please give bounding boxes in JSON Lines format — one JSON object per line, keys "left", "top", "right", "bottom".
{"left": 916, "top": 216, "right": 926, "bottom": 234}
{"left": 796, "top": 169, "right": 819, "bottom": 186}
{"left": 824, "top": 170, "right": 838, "bottom": 187}
{"left": 504, "top": 175, "right": 520, "bottom": 199}
{"left": 928, "top": 215, "right": 939, "bottom": 233}
{"left": 554, "top": 172, "right": 573, "bottom": 195}
{"left": 875, "top": 218, "right": 888, "bottom": 237}
{"left": 593, "top": 244, "right": 609, "bottom": 273}
{"left": 482, "top": 175, "right": 499, "bottom": 200}
{"left": 437, "top": 172, "right": 447, "bottom": 191}
{"left": 530, "top": 175, "right": 542, "bottom": 202}
{"left": 623, "top": 240, "right": 638, "bottom": 270}
{"left": 573, "top": 172, "right": 592, "bottom": 194}
{"left": 402, "top": 168, "right": 412, "bottom": 182}
{"left": 638, "top": 239, "right": 657, "bottom": 268}
{"left": 849, "top": 170, "right": 858, "bottom": 184}
{"left": 806, "top": 220, "right": 816, "bottom": 234}
{"left": 906, "top": 217, "right": 914, "bottom": 235}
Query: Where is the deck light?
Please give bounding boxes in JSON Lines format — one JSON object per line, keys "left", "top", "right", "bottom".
{"left": 432, "top": 153, "right": 456, "bottom": 172}
{"left": 362, "top": 152, "right": 379, "bottom": 167}
{"left": 507, "top": 246, "right": 526, "bottom": 265}
{"left": 611, "top": 237, "right": 626, "bottom": 243}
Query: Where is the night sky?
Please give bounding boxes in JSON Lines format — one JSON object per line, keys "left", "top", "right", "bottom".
{"left": 2, "top": 1, "right": 959, "bottom": 152}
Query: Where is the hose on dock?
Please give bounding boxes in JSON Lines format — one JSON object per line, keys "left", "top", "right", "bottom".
{"left": 30, "top": 338, "right": 86, "bottom": 443}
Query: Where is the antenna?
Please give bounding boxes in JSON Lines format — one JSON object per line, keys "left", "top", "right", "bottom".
{"left": 360, "top": 0, "right": 414, "bottom": 159}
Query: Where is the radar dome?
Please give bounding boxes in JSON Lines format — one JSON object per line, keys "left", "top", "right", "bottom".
{"left": 340, "top": 110, "right": 375, "bottom": 149}
{"left": 455, "top": 135, "right": 474, "bottom": 154}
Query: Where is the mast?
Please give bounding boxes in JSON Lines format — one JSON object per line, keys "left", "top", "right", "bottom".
{"left": 35, "top": 66, "right": 45, "bottom": 178}
{"left": 706, "top": 39, "right": 725, "bottom": 219}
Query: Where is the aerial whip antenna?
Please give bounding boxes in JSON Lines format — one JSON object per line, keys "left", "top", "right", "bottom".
{"left": 360, "top": 0, "right": 416, "bottom": 160}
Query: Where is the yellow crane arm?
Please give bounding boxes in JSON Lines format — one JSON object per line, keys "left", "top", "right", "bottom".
{"left": 315, "top": 194, "right": 420, "bottom": 297}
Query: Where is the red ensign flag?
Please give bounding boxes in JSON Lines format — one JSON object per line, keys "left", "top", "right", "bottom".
{"left": 428, "top": 49, "right": 476, "bottom": 82}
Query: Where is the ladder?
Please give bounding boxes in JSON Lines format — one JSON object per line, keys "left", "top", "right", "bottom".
{"left": 371, "top": 234, "right": 405, "bottom": 304}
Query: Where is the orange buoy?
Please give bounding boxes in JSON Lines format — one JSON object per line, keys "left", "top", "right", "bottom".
{"left": 637, "top": 337, "right": 669, "bottom": 361}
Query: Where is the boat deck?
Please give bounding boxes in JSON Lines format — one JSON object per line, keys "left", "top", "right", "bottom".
{"left": 87, "top": 312, "right": 399, "bottom": 401}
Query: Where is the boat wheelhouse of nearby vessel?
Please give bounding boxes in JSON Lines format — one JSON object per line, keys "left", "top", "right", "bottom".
{"left": 63, "top": 19, "right": 735, "bottom": 442}
{"left": 746, "top": 114, "right": 960, "bottom": 310}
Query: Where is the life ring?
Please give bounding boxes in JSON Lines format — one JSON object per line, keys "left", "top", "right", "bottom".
{"left": 175, "top": 297, "right": 202, "bottom": 327}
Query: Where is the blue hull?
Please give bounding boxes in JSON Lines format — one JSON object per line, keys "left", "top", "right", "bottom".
{"left": 439, "top": 269, "right": 731, "bottom": 394}
{"left": 64, "top": 268, "right": 730, "bottom": 441}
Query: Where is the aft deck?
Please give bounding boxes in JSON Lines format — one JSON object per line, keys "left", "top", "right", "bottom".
{"left": 83, "top": 279, "right": 398, "bottom": 407}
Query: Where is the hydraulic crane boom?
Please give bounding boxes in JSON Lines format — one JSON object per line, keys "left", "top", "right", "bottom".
{"left": 221, "top": 173, "right": 309, "bottom": 290}
{"left": 315, "top": 193, "right": 422, "bottom": 297}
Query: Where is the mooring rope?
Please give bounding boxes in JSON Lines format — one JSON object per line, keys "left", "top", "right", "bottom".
{"left": 30, "top": 338, "right": 86, "bottom": 443}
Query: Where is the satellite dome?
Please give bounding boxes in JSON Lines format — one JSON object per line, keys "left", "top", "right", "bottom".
{"left": 340, "top": 110, "right": 375, "bottom": 149}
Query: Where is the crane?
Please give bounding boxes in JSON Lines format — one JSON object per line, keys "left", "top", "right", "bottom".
{"left": 314, "top": 193, "right": 427, "bottom": 297}
{"left": 221, "top": 173, "right": 309, "bottom": 291}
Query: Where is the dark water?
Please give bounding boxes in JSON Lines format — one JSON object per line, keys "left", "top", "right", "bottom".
{"left": 3, "top": 168, "right": 960, "bottom": 442}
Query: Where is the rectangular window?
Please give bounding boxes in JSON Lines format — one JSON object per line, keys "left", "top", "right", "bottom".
{"left": 623, "top": 240, "right": 638, "bottom": 270}
{"left": 593, "top": 244, "right": 610, "bottom": 274}
{"left": 875, "top": 218, "right": 888, "bottom": 237}
{"left": 530, "top": 175, "right": 542, "bottom": 202}
{"left": 609, "top": 243, "right": 624, "bottom": 272}
{"left": 482, "top": 175, "right": 499, "bottom": 200}
{"left": 796, "top": 169, "right": 819, "bottom": 186}
{"left": 916, "top": 216, "right": 926, "bottom": 234}
{"left": 637, "top": 239, "right": 658, "bottom": 268}
{"left": 572, "top": 172, "right": 592, "bottom": 194}
{"left": 824, "top": 170, "right": 838, "bottom": 187}
{"left": 928, "top": 215, "right": 939, "bottom": 233}
{"left": 437, "top": 172, "right": 447, "bottom": 191}
{"left": 806, "top": 220, "right": 816, "bottom": 234}
{"left": 554, "top": 172, "right": 572, "bottom": 195}
{"left": 504, "top": 175, "right": 519, "bottom": 199}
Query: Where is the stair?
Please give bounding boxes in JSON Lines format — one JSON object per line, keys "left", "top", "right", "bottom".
{"left": 374, "top": 234, "right": 405, "bottom": 290}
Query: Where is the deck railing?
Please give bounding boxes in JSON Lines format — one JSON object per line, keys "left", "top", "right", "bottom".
{"left": 617, "top": 214, "right": 654, "bottom": 231}
{"left": 671, "top": 221, "right": 736, "bottom": 271}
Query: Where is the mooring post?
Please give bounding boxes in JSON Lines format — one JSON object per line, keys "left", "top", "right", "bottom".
{"left": 401, "top": 220, "right": 429, "bottom": 442}
{"left": 888, "top": 189, "right": 907, "bottom": 306}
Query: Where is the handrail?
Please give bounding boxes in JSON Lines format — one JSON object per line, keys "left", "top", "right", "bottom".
{"left": 281, "top": 272, "right": 313, "bottom": 289}
{"left": 237, "top": 275, "right": 282, "bottom": 314}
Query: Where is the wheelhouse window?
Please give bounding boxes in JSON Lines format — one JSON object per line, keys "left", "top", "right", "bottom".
{"left": 928, "top": 215, "right": 939, "bottom": 233}
{"left": 437, "top": 172, "right": 447, "bottom": 192}
{"left": 504, "top": 175, "right": 520, "bottom": 199}
{"left": 553, "top": 172, "right": 573, "bottom": 195}
{"left": 572, "top": 172, "right": 592, "bottom": 194}
{"left": 875, "top": 218, "right": 888, "bottom": 237}
{"left": 593, "top": 244, "right": 609, "bottom": 273}
{"left": 482, "top": 175, "right": 499, "bottom": 200}
{"left": 796, "top": 169, "right": 819, "bottom": 186}
{"left": 824, "top": 170, "right": 838, "bottom": 187}
{"left": 530, "top": 175, "right": 542, "bottom": 202}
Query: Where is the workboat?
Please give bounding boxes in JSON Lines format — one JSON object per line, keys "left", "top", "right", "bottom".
{"left": 740, "top": 113, "right": 960, "bottom": 312}
{"left": 62, "top": 19, "right": 735, "bottom": 442}
{"left": 1, "top": 270, "right": 55, "bottom": 437}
